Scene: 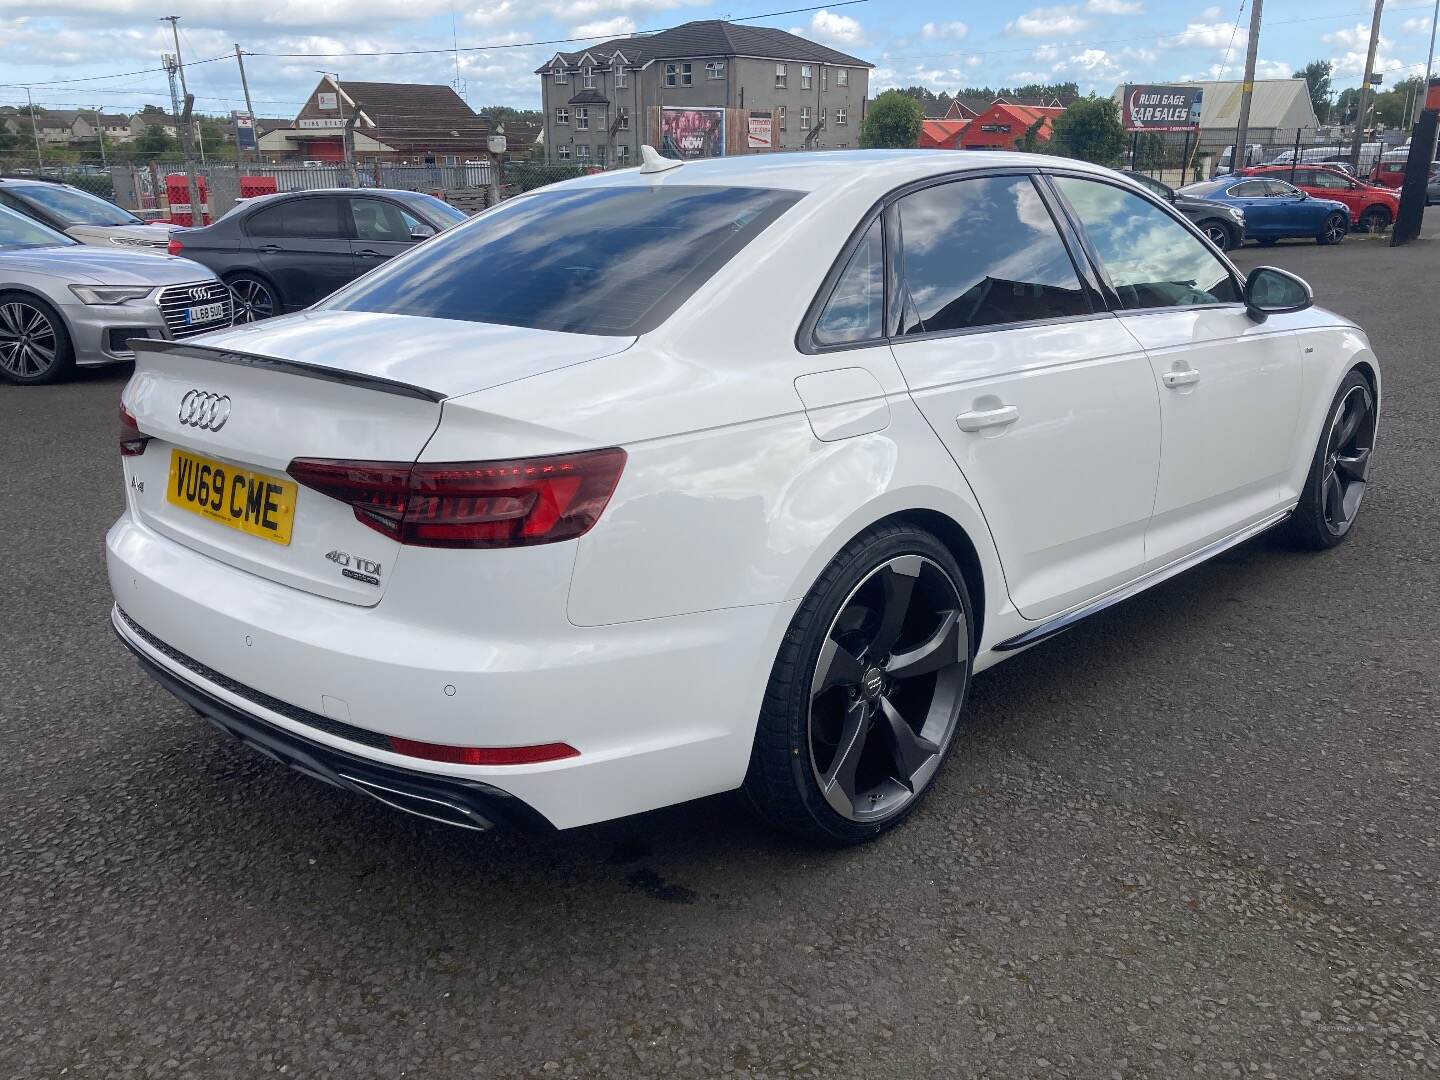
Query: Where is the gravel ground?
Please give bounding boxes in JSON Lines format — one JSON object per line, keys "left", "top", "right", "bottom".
{"left": 2, "top": 219, "right": 1438, "bottom": 1079}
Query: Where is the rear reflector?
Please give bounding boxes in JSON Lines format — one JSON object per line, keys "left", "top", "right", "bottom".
{"left": 287, "top": 447, "right": 626, "bottom": 549}
{"left": 167, "top": 236, "right": 184, "bottom": 257}
{"left": 120, "top": 403, "right": 150, "bottom": 457}
{"left": 387, "top": 737, "right": 580, "bottom": 766}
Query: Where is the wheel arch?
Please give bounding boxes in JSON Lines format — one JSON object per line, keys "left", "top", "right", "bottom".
{"left": 0, "top": 286, "right": 75, "bottom": 339}
{"left": 221, "top": 267, "right": 282, "bottom": 301}
{"left": 881, "top": 507, "right": 988, "bottom": 651}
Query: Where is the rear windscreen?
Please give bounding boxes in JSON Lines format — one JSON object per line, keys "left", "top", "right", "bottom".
{"left": 325, "top": 184, "right": 803, "bottom": 336}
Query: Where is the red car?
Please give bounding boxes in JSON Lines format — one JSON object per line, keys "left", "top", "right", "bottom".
{"left": 1240, "top": 164, "right": 1400, "bottom": 232}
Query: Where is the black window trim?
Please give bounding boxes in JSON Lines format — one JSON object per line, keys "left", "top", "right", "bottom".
{"left": 1039, "top": 168, "right": 1247, "bottom": 320}
{"left": 798, "top": 166, "right": 1109, "bottom": 355}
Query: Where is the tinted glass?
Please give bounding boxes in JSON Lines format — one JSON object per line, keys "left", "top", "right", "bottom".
{"left": 398, "top": 191, "right": 468, "bottom": 227}
{"left": 348, "top": 199, "right": 413, "bottom": 243}
{"left": 1054, "top": 176, "right": 1239, "bottom": 309}
{"left": 11, "top": 184, "right": 139, "bottom": 226}
{"left": 1126, "top": 173, "right": 1170, "bottom": 198}
{"left": 1308, "top": 170, "right": 1349, "bottom": 189}
{"left": 896, "top": 175, "right": 1088, "bottom": 334}
{"left": 329, "top": 185, "right": 802, "bottom": 335}
{"left": 245, "top": 203, "right": 286, "bottom": 236}
{"left": 814, "top": 219, "right": 883, "bottom": 345}
{"left": 280, "top": 197, "right": 345, "bottom": 238}
{"left": 0, "top": 204, "right": 76, "bottom": 248}
{"left": 1266, "top": 181, "right": 1301, "bottom": 197}
{"left": 1177, "top": 181, "right": 1227, "bottom": 198}
{"left": 1226, "top": 181, "right": 1265, "bottom": 197}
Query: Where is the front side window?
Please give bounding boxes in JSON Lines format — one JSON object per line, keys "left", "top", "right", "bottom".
{"left": 897, "top": 175, "right": 1089, "bottom": 334}
{"left": 801, "top": 65, "right": 813, "bottom": 90}
{"left": 0, "top": 204, "right": 75, "bottom": 248}
{"left": 1053, "top": 175, "right": 1239, "bottom": 310}
{"left": 815, "top": 218, "right": 884, "bottom": 345}
{"left": 349, "top": 199, "right": 425, "bottom": 243}
{"left": 1265, "top": 180, "right": 1301, "bottom": 198}
{"left": 775, "top": 63, "right": 787, "bottom": 87}
{"left": 575, "top": 107, "right": 589, "bottom": 131}
{"left": 13, "top": 184, "right": 141, "bottom": 227}
{"left": 328, "top": 184, "right": 804, "bottom": 336}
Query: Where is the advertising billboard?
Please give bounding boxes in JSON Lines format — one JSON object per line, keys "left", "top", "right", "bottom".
{"left": 232, "top": 111, "right": 256, "bottom": 152}
{"left": 660, "top": 107, "right": 726, "bottom": 158}
{"left": 747, "top": 112, "right": 773, "bottom": 149}
{"left": 1122, "top": 85, "right": 1203, "bottom": 132}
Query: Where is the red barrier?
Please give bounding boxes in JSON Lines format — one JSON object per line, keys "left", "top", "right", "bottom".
{"left": 165, "top": 173, "right": 210, "bottom": 226}
{"left": 239, "top": 175, "right": 278, "bottom": 199}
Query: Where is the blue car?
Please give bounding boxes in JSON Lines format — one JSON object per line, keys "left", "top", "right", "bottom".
{"left": 1178, "top": 176, "right": 1350, "bottom": 246}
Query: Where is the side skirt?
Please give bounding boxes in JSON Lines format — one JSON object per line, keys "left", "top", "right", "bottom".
{"left": 991, "top": 507, "right": 1295, "bottom": 654}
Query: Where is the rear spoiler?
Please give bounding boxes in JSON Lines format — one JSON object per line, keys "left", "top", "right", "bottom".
{"left": 132, "top": 339, "right": 446, "bottom": 403}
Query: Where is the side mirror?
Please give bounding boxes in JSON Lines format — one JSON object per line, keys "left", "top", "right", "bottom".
{"left": 1245, "top": 266, "right": 1312, "bottom": 322}
{"left": 409, "top": 225, "right": 437, "bottom": 241}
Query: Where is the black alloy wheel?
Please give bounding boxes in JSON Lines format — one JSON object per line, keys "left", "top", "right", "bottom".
{"left": 0, "top": 293, "right": 74, "bottom": 384}
{"left": 1318, "top": 212, "right": 1348, "bottom": 245}
{"left": 227, "top": 275, "right": 279, "bottom": 322}
{"left": 744, "top": 524, "right": 973, "bottom": 845}
{"left": 1199, "top": 220, "right": 1233, "bottom": 251}
{"left": 1282, "top": 370, "right": 1376, "bottom": 550}
{"left": 1359, "top": 206, "right": 1391, "bottom": 233}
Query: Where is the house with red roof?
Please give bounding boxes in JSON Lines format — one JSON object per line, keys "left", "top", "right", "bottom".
{"left": 919, "top": 118, "right": 969, "bottom": 149}
{"left": 960, "top": 102, "right": 1065, "bottom": 150}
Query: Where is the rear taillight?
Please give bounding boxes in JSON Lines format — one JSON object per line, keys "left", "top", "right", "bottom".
{"left": 387, "top": 737, "right": 579, "bottom": 766}
{"left": 119, "top": 403, "right": 150, "bottom": 457}
{"left": 167, "top": 236, "right": 184, "bottom": 256}
{"left": 286, "top": 448, "right": 627, "bottom": 549}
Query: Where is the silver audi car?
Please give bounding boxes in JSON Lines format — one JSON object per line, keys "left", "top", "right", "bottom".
{"left": 0, "top": 204, "right": 232, "bottom": 385}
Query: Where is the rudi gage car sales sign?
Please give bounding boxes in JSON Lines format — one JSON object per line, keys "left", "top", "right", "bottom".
{"left": 1123, "top": 85, "right": 1203, "bottom": 132}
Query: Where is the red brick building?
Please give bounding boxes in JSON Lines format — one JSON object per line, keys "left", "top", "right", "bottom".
{"left": 959, "top": 102, "right": 1064, "bottom": 150}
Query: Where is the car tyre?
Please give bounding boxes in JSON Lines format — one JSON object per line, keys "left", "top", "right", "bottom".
{"left": 1317, "top": 212, "right": 1348, "bottom": 245}
{"left": 1281, "top": 370, "right": 1376, "bottom": 550}
{"left": 1198, "top": 220, "right": 1234, "bottom": 251}
{"left": 742, "top": 522, "right": 974, "bottom": 846}
{"left": 0, "top": 291, "right": 75, "bottom": 385}
{"left": 1358, "top": 206, "right": 1391, "bottom": 233}
{"left": 225, "top": 273, "right": 281, "bottom": 322}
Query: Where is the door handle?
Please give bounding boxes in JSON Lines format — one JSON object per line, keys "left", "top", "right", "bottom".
{"left": 1162, "top": 369, "right": 1201, "bottom": 389}
{"left": 355, "top": 249, "right": 383, "bottom": 258}
{"left": 955, "top": 405, "right": 1019, "bottom": 432}
{"left": 258, "top": 244, "right": 282, "bottom": 254}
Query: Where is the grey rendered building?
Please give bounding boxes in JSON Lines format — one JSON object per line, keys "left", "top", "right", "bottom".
{"left": 535, "top": 20, "right": 872, "bottom": 166}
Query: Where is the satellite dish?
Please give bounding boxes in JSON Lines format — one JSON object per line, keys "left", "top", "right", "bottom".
{"left": 639, "top": 144, "right": 683, "bottom": 174}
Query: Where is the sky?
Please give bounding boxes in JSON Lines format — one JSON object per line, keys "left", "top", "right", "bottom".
{"left": 1, "top": 0, "right": 1437, "bottom": 120}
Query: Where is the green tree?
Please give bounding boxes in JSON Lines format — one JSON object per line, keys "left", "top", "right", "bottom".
{"left": 1048, "top": 95, "right": 1125, "bottom": 165}
{"left": 1293, "top": 60, "right": 1333, "bottom": 122}
{"left": 1015, "top": 115, "right": 1048, "bottom": 152}
{"left": 134, "top": 123, "right": 177, "bottom": 157}
{"left": 479, "top": 105, "right": 544, "bottom": 125}
{"left": 860, "top": 90, "right": 923, "bottom": 149}
{"left": 1335, "top": 86, "right": 1362, "bottom": 125}
{"left": 1369, "top": 76, "right": 1424, "bottom": 128}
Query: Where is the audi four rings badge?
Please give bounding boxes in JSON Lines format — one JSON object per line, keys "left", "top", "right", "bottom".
{"left": 178, "top": 390, "right": 231, "bottom": 432}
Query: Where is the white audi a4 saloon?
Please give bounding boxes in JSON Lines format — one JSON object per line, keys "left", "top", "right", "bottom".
{"left": 109, "top": 149, "right": 1380, "bottom": 845}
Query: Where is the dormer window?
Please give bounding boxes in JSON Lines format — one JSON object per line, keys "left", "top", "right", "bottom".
{"left": 615, "top": 68, "right": 628, "bottom": 89}
{"left": 553, "top": 67, "right": 568, "bottom": 84}
{"left": 583, "top": 65, "right": 596, "bottom": 89}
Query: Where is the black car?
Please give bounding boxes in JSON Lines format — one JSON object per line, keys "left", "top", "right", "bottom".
{"left": 1121, "top": 171, "right": 1247, "bottom": 251}
{"left": 168, "top": 188, "right": 469, "bottom": 321}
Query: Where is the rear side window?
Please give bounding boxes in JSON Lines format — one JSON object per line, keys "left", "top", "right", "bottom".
{"left": 814, "top": 219, "right": 884, "bottom": 345}
{"left": 328, "top": 184, "right": 802, "bottom": 335}
{"left": 896, "top": 174, "right": 1089, "bottom": 335}
{"left": 1053, "top": 176, "right": 1239, "bottom": 310}
{"left": 1227, "top": 181, "right": 1264, "bottom": 197}
{"left": 246, "top": 197, "right": 345, "bottom": 239}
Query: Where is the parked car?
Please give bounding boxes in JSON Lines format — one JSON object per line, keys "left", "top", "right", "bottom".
{"left": 167, "top": 188, "right": 469, "bottom": 321}
{"left": 1213, "top": 142, "right": 1264, "bottom": 175}
{"left": 0, "top": 178, "right": 176, "bottom": 250}
{"left": 1121, "top": 171, "right": 1246, "bottom": 250}
{"left": 1428, "top": 161, "right": 1440, "bottom": 205}
{"left": 1239, "top": 164, "right": 1400, "bottom": 232}
{"left": 1178, "top": 176, "right": 1350, "bottom": 245}
{"left": 1369, "top": 152, "right": 1409, "bottom": 189}
{"left": 109, "top": 150, "right": 1380, "bottom": 845}
{"left": 0, "top": 204, "right": 230, "bottom": 384}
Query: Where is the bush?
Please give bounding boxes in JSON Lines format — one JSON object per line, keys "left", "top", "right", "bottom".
{"left": 1049, "top": 96, "right": 1126, "bottom": 166}
{"left": 860, "top": 91, "right": 924, "bottom": 150}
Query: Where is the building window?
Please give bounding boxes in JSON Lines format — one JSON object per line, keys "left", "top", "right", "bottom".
{"left": 583, "top": 66, "right": 596, "bottom": 89}
{"left": 836, "top": 107, "right": 847, "bottom": 125}
{"left": 575, "top": 107, "right": 589, "bottom": 130}
{"left": 706, "top": 61, "right": 725, "bottom": 79}
{"left": 682, "top": 63, "right": 692, "bottom": 86}
{"left": 555, "top": 108, "right": 569, "bottom": 125}
{"left": 553, "top": 68, "right": 568, "bottom": 84}
{"left": 821, "top": 67, "right": 828, "bottom": 92}
{"left": 618, "top": 107, "right": 630, "bottom": 131}
{"left": 557, "top": 144, "right": 570, "bottom": 159}
{"left": 820, "top": 107, "right": 827, "bottom": 127}
{"left": 775, "top": 63, "right": 787, "bottom": 88}
{"left": 800, "top": 106, "right": 811, "bottom": 129}
{"left": 576, "top": 144, "right": 590, "bottom": 162}
{"left": 777, "top": 105, "right": 786, "bottom": 131}
{"left": 615, "top": 68, "right": 628, "bottom": 89}
{"left": 595, "top": 144, "right": 607, "bottom": 166}
{"left": 801, "top": 65, "right": 812, "bottom": 90}
{"left": 836, "top": 68, "right": 849, "bottom": 87}
{"left": 617, "top": 144, "right": 630, "bottom": 165}
{"left": 665, "top": 63, "right": 692, "bottom": 86}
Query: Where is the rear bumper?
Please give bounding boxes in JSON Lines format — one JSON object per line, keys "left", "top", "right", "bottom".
{"left": 113, "top": 607, "right": 550, "bottom": 831}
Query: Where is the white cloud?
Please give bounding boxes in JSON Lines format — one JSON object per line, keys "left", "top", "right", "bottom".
{"left": 1253, "top": 59, "right": 1292, "bottom": 79}
{"left": 572, "top": 16, "right": 635, "bottom": 37}
{"left": 1200, "top": 5, "right": 1221, "bottom": 17}
{"left": 1005, "top": 5, "right": 1089, "bottom": 38}
{"left": 1401, "top": 16, "right": 1434, "bottom": 35}
{"left": 1086, "top": 0, "right": 1142, "bottom": 13}
{"left": 1167, "top": 21, "right": 1244, "bottom": 50}
{"left": 806, "top": 8, "right": 866, "bottom": 47}
{"left": 920, "top": 20, "right": 969, "bottom": 41}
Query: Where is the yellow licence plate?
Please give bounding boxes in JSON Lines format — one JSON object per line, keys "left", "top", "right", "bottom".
{"left": 166, "top": 447, "right": 297, "bottom": 546}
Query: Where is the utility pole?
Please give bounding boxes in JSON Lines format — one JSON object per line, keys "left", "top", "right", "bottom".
{"left": 1350, "top": 0, "right": 1385, "bottom": 171}
{"left": 25, "top": 87, "right": 44, "bottom": 172}
{"left": 343, "top": 106, "right": 363, "bottom": 188}
{"left": 162, "top": 15, "right": 202, "bottom": 224}
{"left": 1232, "top": 0, "right": 1264, "bottom": 173}
{"left": 94, "top": 106, "right": 108, "bottom": 166}
{"left": 235, "top": 44, "right": 257, "bottom": 163}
